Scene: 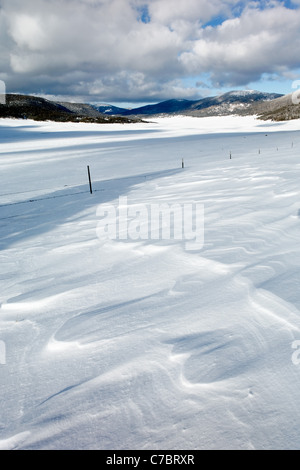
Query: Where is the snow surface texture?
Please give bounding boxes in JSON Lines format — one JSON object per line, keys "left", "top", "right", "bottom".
{"left": 0, "top": 115, "right": 300, "bottom": 450}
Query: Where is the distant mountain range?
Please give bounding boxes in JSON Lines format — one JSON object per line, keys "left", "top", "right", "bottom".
{"left": 94, "top": 91, "right": 283, "bottom": 117}
{"left": 252, "top": 93, "right": 300, "bottom": 121}
{"left": 0, "top": 94, "right": 144, "bottom": 123}
{"left": 0, "top": 90, "right": 299, "bottom": 122}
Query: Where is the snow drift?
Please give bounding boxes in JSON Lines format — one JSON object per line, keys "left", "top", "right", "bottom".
{"left": 0, "top": 116, "right": 300, "bottom": 450}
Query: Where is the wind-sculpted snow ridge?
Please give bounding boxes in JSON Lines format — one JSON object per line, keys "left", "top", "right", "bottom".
{"left": 0, "top": 116, "right": 300, "bottom": 450}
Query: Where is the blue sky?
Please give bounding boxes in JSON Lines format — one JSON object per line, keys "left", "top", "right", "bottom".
{"left": 0, "top": 0, "right": 300, "bottom": 106}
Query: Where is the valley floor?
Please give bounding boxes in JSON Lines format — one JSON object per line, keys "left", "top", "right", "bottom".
{"left": 0, "top": 115, "right": 300, "bottom": 449}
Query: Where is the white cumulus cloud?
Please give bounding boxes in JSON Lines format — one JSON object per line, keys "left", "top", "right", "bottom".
{"left": 0, "top": 0, "right": 299, "bottom": 102}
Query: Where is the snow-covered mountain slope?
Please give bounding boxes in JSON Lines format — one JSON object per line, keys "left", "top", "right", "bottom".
{"left": 0, "top": 95, "right": 141, "bottom": 124}
{"left": 0, "top": 116, "right": 300, "bottom": 450}
{"left": 92, "top": 104, "right": 130, "bottom": 115}
{"left": 116, "top": 92, "right": 282, "bottom": 117}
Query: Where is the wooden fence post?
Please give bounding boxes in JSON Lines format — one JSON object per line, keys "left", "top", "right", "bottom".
{"left": 87, "top": 165, "right": 93, "bottom": 194}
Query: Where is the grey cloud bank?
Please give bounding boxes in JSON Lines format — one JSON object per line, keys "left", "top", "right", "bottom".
{"left": 0, "top": 0, "right": 300, "bottom": 103}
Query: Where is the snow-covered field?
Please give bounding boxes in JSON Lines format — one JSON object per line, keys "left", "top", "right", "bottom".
{"left": 1, "top": 115, "right": 300, "bottom": 450}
